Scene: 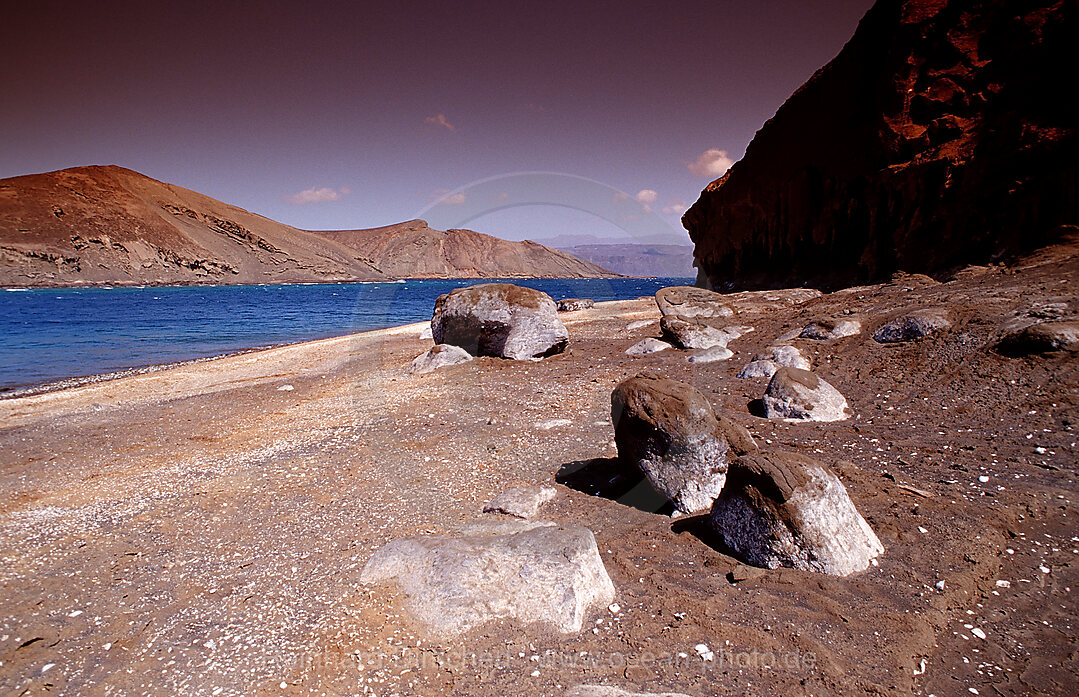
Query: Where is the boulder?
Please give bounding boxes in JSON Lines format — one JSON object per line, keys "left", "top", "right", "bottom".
{"left": 557, "top": 298, "right": 595, "bottom": 312}
{"left": 997, "top": 320, "right": 1079, "bottom": 355}
{"left": 800, "top": 317, "right": 862, "bottom": 340}
{"left": 659, "top": 315, "right": 730, "bottom": 350}
{"left": 483, "top": 485, "right": 557, "bottom": 519}
{"left": 687, "top": 346, "right": 733, "bottom": 363}
{"left": 710, "top": 452, "right": 884, "bottom": 576}
{"left": 625, "top": 337, "right": 673, "bottom": 355}
{"left": 762, "top": 367, "right": 850, "bottom": 422}
{"left": 872, "top": 308, "right": 951, "bottom": 343}
{"left": 565, "top": 687, "right": 692, "bottom": 697}
{"left": 655, "top": 286, "right": 733, "bottom": 319}
{"left": 409, "top": 344, "right": 473, "bottom": 374}
{"left": 432, "top": 283, "right": 568, "bottom": 359}
{"left": 361, "top": 521, "right": 615, "bottom": 636}
{"left": 611, "top": 374, "right": 756, "bottom": 514}
{"left": 736, "top": 345, "right": 810, "bottom": 379}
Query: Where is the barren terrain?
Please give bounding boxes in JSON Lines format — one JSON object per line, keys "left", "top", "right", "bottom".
{"left": 0, "top": 244, "right": 1076, "bottom": 696}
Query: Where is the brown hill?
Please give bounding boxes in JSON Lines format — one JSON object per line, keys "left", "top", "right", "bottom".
{"left": 0, "top": 166, "right": 616, "bottom": 286}
{"left": 683, "top": 0, "right": 1077, "bottom": 291}
{"left": 311, "top": 221, "right": 617, "bottom": 279}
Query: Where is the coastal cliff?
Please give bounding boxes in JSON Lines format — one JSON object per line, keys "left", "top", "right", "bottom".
{"left": 683, "top": 0, "right": 1077, "bottom": 290}
{"left": 0, "top": 166, "right": 616, "bottom": 286}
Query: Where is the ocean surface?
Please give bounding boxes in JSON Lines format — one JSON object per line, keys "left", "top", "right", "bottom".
{"left": 0, "top": 278, "right": 692, "bottom": 393}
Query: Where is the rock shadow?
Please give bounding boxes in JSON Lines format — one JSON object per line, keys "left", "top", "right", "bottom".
{"left": 747, "top": 398, "right": 768, "bottom": 418}
{"left": 670, "top": 513, "right": 740, "bottom": 560}
{"left": 555, "top": 457, "right": 674, "bottom": 515}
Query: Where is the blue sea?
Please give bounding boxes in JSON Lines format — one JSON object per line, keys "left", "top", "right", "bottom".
{"left": 0, "top": 278, "right": 691, "bottom": 394}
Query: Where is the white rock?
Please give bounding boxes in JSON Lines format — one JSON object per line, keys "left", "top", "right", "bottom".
{"left": 361, "top": 521, "right": 615, "bottom": 636}
{"left": 801, "top": 318, "right": 862, "bottom": 340}
{"left": 626, "top": 338, "right": 673, "bottom": 355}
{"left": 410, "top": 344, "right": 473, "bottom": 374}
{"left": 737, "top": 359, "right": 780, "bottom": 379}
{"left": 277, "top": 384, "right": 295, "bottom": 391}
{"left": 762, "top": 368, "right": 850, "bottom": 422}
{"left": 483, "top": 486, "right": 557, "bottom": 519}
{"left": 687, "top": 346, "right": 733, "bottom": 363}
{"left": 971, "top": 628, "right": 986, "bottom": 639}
{"left": 419, "top": 324, "right": 433, "bottom": 340}
{"left": 710, "top": 452, "right": 884, "bottom": 576}
{"left": 626, "top": 319, "right": 653, "bottom": 331}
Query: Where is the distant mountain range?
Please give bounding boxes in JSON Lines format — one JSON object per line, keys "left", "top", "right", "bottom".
{"left": 0, "top": 166, "right": 617, "bottom": 287}
{"left": 555, "top": 244, "right": 696, "bottom": 278}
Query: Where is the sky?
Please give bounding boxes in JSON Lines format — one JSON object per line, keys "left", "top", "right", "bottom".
{"left": 1, "top": 0, "right": 873, "bottom": 245}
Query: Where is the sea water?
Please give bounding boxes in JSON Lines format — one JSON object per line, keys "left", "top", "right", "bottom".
{"left": 0, "top": 278, "right": 692, "bottom": 393}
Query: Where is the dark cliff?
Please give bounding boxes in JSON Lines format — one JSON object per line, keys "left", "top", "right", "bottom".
{"left": 683, "top": 0, "right": 1077, "bottom": 291}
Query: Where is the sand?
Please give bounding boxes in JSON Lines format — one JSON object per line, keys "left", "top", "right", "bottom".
{"left": 0, "top": 252, "right": 1076, "bottom": 696}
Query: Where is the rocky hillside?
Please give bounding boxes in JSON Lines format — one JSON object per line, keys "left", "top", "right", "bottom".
{"left": 683, "top": 0, "right": 1077, "bottom": 291}
{"left": 311, "top": 221, "right": 616, "bottom": 279}
{"left": 0, "top": 166, "right": 615, "bottom": 286}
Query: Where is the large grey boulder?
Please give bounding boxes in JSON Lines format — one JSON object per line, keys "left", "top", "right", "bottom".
{"left": 736, "top": 345, "right": 810, "bottom": 379}
{"left": 710, "top": 452, "right": 884, "bottom": 576}
{"left": 611, "top": 373, "right": 756, "bottom": 514}
{"left": 997, "top": 320, "right": 1079, "bottom": 355}
{"left": 660, "top": 315, "right": 730, "bottom": 350}
{"left": 762, "top": 367, "right": 850, "bottom": 422}
{"left": 655, "top": 286, "right": 733, "bottom": 319}
{"left": 873, "top": 308, "right": 951, "bottom": 343}
{"left": 483, "top": 485, "right": 557, "bottom": 519}
{"left": 432, "top": 283, "right": 568, "bottom": 360}
{"left": 409, "top": 344, "right": 473, "bottom": 374}
{"left": 361, "top": 521, "right": 615, "bottom": 636}
{"left": 800, "top": 317, "right": 862, "bottom": 340}
{"left": 566, "top": 687, "right": 692, "bottom": 697}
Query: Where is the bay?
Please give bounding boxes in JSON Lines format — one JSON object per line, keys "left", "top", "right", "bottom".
{"left": 0, "top": 277, "right": 691, "bottom": 393}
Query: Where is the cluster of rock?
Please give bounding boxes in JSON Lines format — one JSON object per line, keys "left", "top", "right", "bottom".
{"left": 626, "top": 286, "right": 752, "bottom": 362}
{"left": 609, "top": 370, "right": 881, "bottom": 576}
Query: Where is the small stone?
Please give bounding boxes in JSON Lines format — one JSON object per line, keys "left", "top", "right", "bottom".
{"left": 1040, "top": 565, "right": 1051, "bottom": 574}
{"left": 978, "top": 475, "right": 990, "bottom": 483}
{"left": 410, "top": 344, "right": 473, "bottom": 374}
{"left": 557, "top": 298, "right": 595, "bottom": 312}
{"left": 995, "top": 580, "right": 1010, "bottom": 588}
{"left": 873, "top": 308, "right": 951, "bottom": 343}
{"left": 483, "top": 486, "right": 557, "bottom": 519}
{"left": 801, "top": 317, "right": 862, "bottom": 340}
{"left": 687, "top": 346, "right": 733, "bottom": 363}
{"left": 971, "top": 628, "right": 986, "bottom": 639}
{"left": 626, "top": 319, "right": 653, "bottom": 331}
{"left": 934, "top": 580, "right": 945, "bottom": 590}
{"left": 608, "top": 603, "right": 621, "bottom": 614}
{"left": 277, "top": 384, "right": 295, "bottom": 391}
{"left": 626, "top": 337, "right": 673, "bottom": 355}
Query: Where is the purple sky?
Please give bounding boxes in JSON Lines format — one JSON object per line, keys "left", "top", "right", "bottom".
{"left": 2, "top": 0, "right": 872, "bottom": 244}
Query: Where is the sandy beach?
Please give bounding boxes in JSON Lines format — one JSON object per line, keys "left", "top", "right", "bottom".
{"left": 1, "top": 248, "right": 1077, "bottom": 695}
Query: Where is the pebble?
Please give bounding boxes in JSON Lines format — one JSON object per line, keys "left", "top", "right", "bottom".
{"left": 971, "top": 628, "right": 987, "bottom": 639}
{"left": 42, "top": 663, "right": 56, "bottom": 673}
{"left": 1040, "top": 565, "right": 1051, "bottom": 574}
{"left": 978, "top": 475, "right": 990, "bottom": 483}
{"left": 935, "top": 580, "right": 945, "bottom": 590}
{"left": 277, "top": 384, "right": 295, "bottom": 391}
{"left": 995, "top": 580, "right": 1011, "bottom": 588}
{"left": 608, "top": 603, "right": 621, "bottom": 614}
{"left": 919, "top": 526, "right": 929, "bottom": 533}
{"left": 530, "top": 670, "right": 540, "bottom": 677}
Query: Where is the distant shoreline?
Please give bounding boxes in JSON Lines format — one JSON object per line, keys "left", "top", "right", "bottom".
{"left": 0, "top": 273, "right": 645, "bottom": 291}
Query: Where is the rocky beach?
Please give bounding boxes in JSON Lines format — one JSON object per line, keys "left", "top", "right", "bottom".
{"left": 1, "top": 231, "right": 1076, "bottom": 695}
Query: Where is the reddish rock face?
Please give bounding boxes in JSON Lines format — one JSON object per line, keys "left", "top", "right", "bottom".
{"left": 683, "top": 0, "right": 1077, "bottom": 291}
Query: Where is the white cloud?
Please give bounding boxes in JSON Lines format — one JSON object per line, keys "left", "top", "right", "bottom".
{"left": 440, "top": 191, "right": 467, "bottom": 205}
{"left": 635, "top": 189, "right": 658, "bottom": 204}
{"left": 425, "top": 113, "right": 456, "bottom": 131}
{"left": 285, "top": 187, "right": 346, "bottom": 205}
{"left": 688, "top": 148, "right": 735, "bottom": 178}
{"left": 662, "top": 200, "right": 687, "bottom": 216}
